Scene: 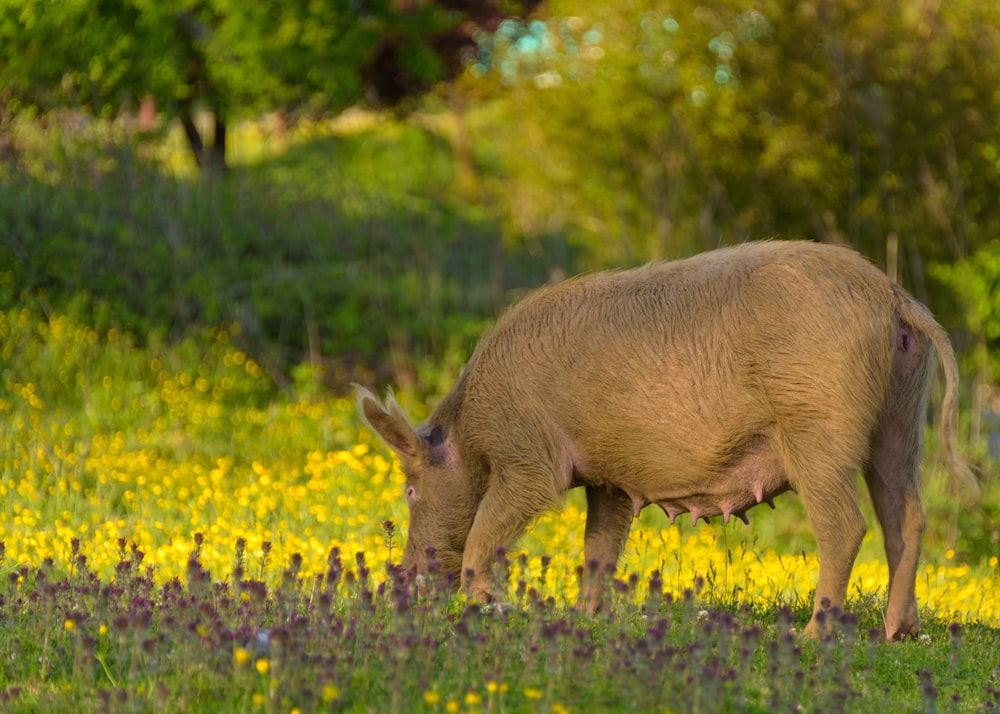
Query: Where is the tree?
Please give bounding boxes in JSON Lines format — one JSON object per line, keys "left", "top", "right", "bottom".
{"left": 0, "top": 0, "right": 537, "bottom": 173}
{"left": 931, "top": 241, "right": 1000, "bottom": 450}
{"left": 466, "top": 0, "right": 1000, "bottom": 281}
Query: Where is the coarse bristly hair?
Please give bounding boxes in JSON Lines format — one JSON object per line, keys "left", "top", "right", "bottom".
{"left": 357, "top": 240, "right": 978, "bottom": 641}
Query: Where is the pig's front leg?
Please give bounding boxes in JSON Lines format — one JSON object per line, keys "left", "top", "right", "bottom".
{"left": 460, "top": 479, "right": 552, "bottom": 605}
{"left": 577, "top": 485, "right": 634, "bottom": 614}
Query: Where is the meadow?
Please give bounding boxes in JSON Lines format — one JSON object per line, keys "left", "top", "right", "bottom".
{"left": 2, "top": 292, "right": 1000, "bottom": 712}
{"left": 2, "top": 106, "right": 1000, "bottom": 712}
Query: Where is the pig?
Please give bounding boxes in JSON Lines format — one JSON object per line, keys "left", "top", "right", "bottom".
{"left": 356, "top": 240, "right": 978, "bottom": 640}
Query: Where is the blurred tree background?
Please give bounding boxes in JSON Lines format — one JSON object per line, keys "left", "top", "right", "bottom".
{"left": 1, "top": 0, "right": 999, "bottom": 413}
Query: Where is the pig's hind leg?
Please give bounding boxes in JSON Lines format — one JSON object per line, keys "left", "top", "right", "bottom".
{"left": 862, "top": 324, "right": 933, "bottom": 641}
{"left": 863, "top": 428, "right": 925, "bottom": 641}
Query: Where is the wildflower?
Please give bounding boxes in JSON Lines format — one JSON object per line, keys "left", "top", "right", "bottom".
{"left": 445, "top": 702, "right": 460, "bottom": 714}
{"left": 251, "top": 693, "right": 266, "bottom": 707}
{"left": 553, "top": 704, "right": 571, "bottom": 714}
{"left": 919, "top": 669, "right": 938, "bottom": 708}
{"left": 64, "top": 619, "right": 76, "bottom": 632}
{"left": 465, "top": 691, "right": 483, "bottom": 706}
{"left": 948, "top": 621, "right": 963, "bottom": 651}
{"left": 524, "top": 688, "right": 543, "bottom": 700}
{"left": 322, "top": 685, "right": 340, "bottom": 702}
{"left": 255, "top": 658, "right": 270, "bottom": 675}
{"left": 423, "top": 690, "right": 441, "bottom": 706}
{"left": 234, "top": 648, "right": 250, "bottom": 666}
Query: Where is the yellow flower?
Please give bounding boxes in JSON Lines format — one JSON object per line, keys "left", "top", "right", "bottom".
{"left": 98, "top": 624, "right": 108, "bottom": 636}
{"left": 251, "top": 692, "right": 266, "bottom": 706}
{"left": 553, "top": 704, "right": 571, "bottom": 714}
{"left": 322, "top": 685, "right": 340, "bottom": 702}
{"left": 423, "top": 690, "right": 442, "bottom": 706}
{"left": 465, "top": 691, "right": 482, "bottom": 706}
{"left": 234, "top": 648, "right": 250, "bottom": 666}
{"left": 945, "top": 549, "right": 956, "bottom": 561}
{"left": 63, "top": 619, "right": 75, "bottom": 632}
{"left": 255, "top": 658, "right": 269, "bottom": 675}
{"left": 486, "top": 680, "right": 499, "bottom": 694}
{"left": 524, "top": 688, "right": 543, "bottom": 700}
{"left": 989, "top": 556, "right": 998, "bottom": 568}
{"left": 445, "top": 702, "right": 460, "bottom": 714}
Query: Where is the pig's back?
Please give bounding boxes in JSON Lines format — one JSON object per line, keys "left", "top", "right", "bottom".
{"left": 456, "top": 241, "right": 900, "bottom": 488}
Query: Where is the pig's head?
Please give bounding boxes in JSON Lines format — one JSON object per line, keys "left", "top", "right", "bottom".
{"left": 355, "top": 386, "right": 476, "bottom": 588}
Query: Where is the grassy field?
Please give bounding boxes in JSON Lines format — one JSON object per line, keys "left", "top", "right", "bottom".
{"left": 1, "top": 112, "right": 999, "bottom": 712}
{"left": 2, "top": 301, "right": 999, "bottom": 712}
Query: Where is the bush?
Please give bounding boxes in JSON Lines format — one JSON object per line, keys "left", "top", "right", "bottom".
{"left": 0, "top": 116, "right": 576, "bottom": 394}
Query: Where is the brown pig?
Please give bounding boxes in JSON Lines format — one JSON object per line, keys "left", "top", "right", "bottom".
{"left": 356, "top": 240, "right": 978, "bottom": 640}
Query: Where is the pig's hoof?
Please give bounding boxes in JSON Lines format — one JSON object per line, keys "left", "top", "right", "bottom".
{"left": 482, "top": 601, "right": 512, "bottom": 616}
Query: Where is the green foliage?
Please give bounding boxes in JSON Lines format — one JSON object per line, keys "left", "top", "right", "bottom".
{"left": 930, "top": 240, "right": 1000, "bottom": 407}
{"left": 466, "top": 0, "right": 1000, "bottom": 281}
{"left": 0, "top": 0, "right": 462, "bottom": 169}
{"left": 0, "top": 301, "right": 267, "bottom": 443}
{"left": 0, "top": 117, "right": 566, "bottom": 392}
{"left": 4, "top": 0, "right": 998, "bottom": 372}
{"left": 0, "top": 1, "right": 134, "bottom": 115}
{"left": 2, "top": 0, "right": 385, "bottom": 113}
{"left": 932, "top": 241, "right": 1000, "bottom": 344}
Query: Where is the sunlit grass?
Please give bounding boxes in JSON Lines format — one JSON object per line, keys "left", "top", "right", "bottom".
{"left": 3, "top": 303, "right": 1000, "bottom": 712}
{"left": 2, "top": 303, "right": 997, "bottom": 630}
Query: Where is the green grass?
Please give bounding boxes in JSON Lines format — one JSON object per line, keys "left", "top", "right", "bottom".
{"left": 1, "top": 113, "right": 999, "bottom": 713}
{"left": 0, "top": 112, "right": 573, "bottom": 390}
{"left": 2, "top": 302, "right": 999, "bottom": 713}
{"left": 1, "top": 538, "right": 999, "bottom": 713}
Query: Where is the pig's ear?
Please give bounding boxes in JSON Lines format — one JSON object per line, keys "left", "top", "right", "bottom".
{"left": 354, "top": 385, "right": 420, "bottom": 459}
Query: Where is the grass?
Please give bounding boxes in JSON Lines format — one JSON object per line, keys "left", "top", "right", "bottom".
{"left": 2, "top": 302, "right": 1000, "bottom": 712}
{"left": 2, "top": 112, "right": 999, "bottom": 712}
{"left": 3, "top": 542, "right": 998, "bottom": 713}
{"left": 0, "top": 111, "right": 568, "bottom": 387}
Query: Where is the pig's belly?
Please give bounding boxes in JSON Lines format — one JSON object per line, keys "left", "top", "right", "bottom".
{"left": 580, "top": 434, "right": 793, "bottom": 525}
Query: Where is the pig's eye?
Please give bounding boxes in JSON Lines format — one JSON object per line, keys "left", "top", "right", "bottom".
{"left": 425, "top": 426, "right": 444, "bottom": 447}
{"left": 405, "top": 484, "right": 419, "bottom": 503}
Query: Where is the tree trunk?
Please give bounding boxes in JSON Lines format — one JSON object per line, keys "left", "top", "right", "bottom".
{"left": 178, "top": 103, "right": 227, "bottom": 175}
{"left": 208, "top": 114, "right": 227, "bottom": 175}
{"left": 179, "top": 103, "right": 204, "bottom": 169}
